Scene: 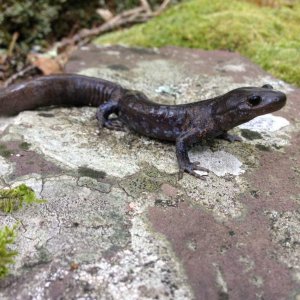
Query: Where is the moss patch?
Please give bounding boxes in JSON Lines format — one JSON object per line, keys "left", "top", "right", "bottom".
{"left": 18, "top": 142, "right": 31, "bottom": 151}
{"left": 255, "top": 144, "right": 271, "bottom": 151}
{"left": 78, "top": 166, "right": 106, "bottom": 179}
{"left": 0, "top": 225, "right": 17, "bottom": 279}
{"left": 0, "top": 144, "right": 12, "bottom": 158}
{"left": 0, "top": 184, "right": 46, "bottom": 213}
{"left": 96, "top": 0, "right": 300, "bottom": 86}
{"left": 240, "top": 129, "right": 263, "bottom": 140}
{"left": 0, "top": 184, "right": 46, "bottom": 278}
{"left": 119, "top": 164, "right": 177, "bottom": 197}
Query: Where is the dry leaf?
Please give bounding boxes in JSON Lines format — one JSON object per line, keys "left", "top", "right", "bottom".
{"left": 27, "top": 53, "right": 62, "bottom": 75}
{"left": 96, "top": 9, "right": 114, "bottom": 21}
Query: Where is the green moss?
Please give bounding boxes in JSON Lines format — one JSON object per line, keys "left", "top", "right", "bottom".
{"left": 0, "top": 185, "right": 46, "bottom": 278}
{"left": 119, "top": 164, "right": 177, "bottom": 197}
{"left": 240, "top": 129, "right": 263, "bottom": 140}
{"left": 0, "top": 144, "right": 12, "bottom": 158}
{"left": 256, "top": 144, "right": 271, "bottom": 151}
{"left": 0, "top": 184, "right": 46, "bottom": 213}
{"left": 18, "top": 142, "right": 31, "bottom": 151}
{"left": 0, "top": 225, "right": 17, "bottom": 279}
{"left": 120, "top": 173, "right": 161, "bottom": 196}
{"left": 78, "top": 166, "right": 106, "bottom": 179}
{"left": 96, "top": 0, "right": 300, "bottom": 86}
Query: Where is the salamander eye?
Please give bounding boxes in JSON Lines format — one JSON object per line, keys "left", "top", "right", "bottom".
{"left": 248, "top": 95, "right": 262, "bottom": 106}
{"left": 262, "top": 84, "right": 273, "bottom": 89}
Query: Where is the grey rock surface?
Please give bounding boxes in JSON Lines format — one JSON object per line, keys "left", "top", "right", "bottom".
{"left": 0, "top": 45, "right": 299, "bottom": 300}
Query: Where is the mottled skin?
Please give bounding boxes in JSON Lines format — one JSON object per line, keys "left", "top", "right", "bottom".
{"left": 0, "top": 74, "right": 286, "bottom": 179}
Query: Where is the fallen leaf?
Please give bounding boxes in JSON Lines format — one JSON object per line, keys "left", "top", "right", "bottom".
{"left": 96, "top": 9, "right": 114, "bottom": 21}
{"left": 27, "top": 53, "right": 62, "bottom": 75}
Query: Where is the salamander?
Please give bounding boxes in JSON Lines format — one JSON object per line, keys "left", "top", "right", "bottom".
{"left": 0, "top": 74, "right": 286, "bottom": 179}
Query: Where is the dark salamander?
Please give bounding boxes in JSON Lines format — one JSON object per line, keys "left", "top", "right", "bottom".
{"left": 0, "top": 74, "right": 286, "bottom": 179}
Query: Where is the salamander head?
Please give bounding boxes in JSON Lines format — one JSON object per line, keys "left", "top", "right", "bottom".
{"left": 214, "top": 84, "right": 286, "bottom": 127}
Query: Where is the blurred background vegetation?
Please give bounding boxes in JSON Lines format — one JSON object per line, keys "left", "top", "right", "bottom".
{"left": 0, "top": 0, "right": 167, "bottom": 51}
{"left": 96, "top": 0, "right": 300, "bottom": 86}
{"left": 0, "top": 0, "right": 299, "bottom": 86}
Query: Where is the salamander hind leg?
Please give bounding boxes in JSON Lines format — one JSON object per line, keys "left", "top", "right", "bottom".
{"left": 96, "top": 100, "right": 125, "bottom": 131}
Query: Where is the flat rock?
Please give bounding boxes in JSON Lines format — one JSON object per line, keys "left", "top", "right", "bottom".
{"left": 0, "top": 45, "right": 299, "bottom": 300}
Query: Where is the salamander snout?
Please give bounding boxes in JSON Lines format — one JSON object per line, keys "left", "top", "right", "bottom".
{"left": 236, "top": 86, "right": 286, "bottom": 117}
{"left": 220, "top": 86, "right": 287, "bottom": 126}
{"left": 263, "top": 83, "right": 287, "bottom": 108}
{"left": 257, "top": 89, "right": 286, "bottom": 113}
{"left": 276, "top": 91, "right": 287, "bottom": 107}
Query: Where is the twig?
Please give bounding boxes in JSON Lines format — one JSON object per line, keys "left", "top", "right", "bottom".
{"left": 4, "top": 65, "right": 36, "bottom": 87}
{"left": 57, "top": 0, "right": 170, "bottom": 50}
{"left": 8, "top": 32, "right": 19, "bottom": 57}
{"left": 155, "top": 0, "right": 171, "bottom": 16}
{"left": 58, "top": 7, "right": 148, "bottom": 49}
{"left": 140, "top": 0, "right": 152, "bottom": 13}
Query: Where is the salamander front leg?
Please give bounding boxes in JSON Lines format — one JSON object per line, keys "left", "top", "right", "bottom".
{"left": 176, "top": 130, "right": 209, "bottom": 180}
{"left": 96, "top": 100, "right": 125, "bottom": 131}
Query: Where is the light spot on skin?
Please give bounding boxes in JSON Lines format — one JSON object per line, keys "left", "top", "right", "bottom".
{"left": 239, "top": 114, "right": 289, "bottom": 133}
{"left": 164, "top": 131, "right": 172, "bottom": 138}
{"left": 152, "top": 128, "right": 159, "bottom": 134}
